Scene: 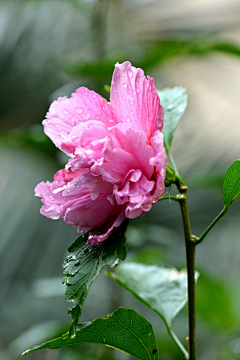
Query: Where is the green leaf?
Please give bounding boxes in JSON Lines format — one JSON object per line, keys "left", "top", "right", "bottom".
{"left": 21, "top": 307, "right": 158, "bottom": 360}
{"left": 222, "top": 160, "right": 240, "bottom": 206}
{"left": 157, "top": 87, "right": 187, "bottom": 151}
{"left": 63, "top": 220, "right": 128, "bottom": 338}
{"left": 107, "top": 263, "right": 199, "bottom": 327}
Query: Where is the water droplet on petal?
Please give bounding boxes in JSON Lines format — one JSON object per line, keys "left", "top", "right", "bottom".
{"left": 167, "top": 105, "right": 173, "bottom": 110}
{"left": 136, "top": 88, "right": 140, "bottom": 94}
{"left": 76, "top": 107, "right": 84, "bottom": 114}
{"left": 126, "top": 118, "right": 131, "bottom": 122}
{"left": 92, "top": 92, "right": 96, "bottom": 98}
{"left": 122, "top": 83, "right": 127, "bottom": 88}
{"left": 128, "top": 70, "right": 133, "bottom": 78}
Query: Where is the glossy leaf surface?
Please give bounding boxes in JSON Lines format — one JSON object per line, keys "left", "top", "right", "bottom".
{"left": 157, "top": 87, "right": 187, "bottom": 151}
{"left": 107, "top": 263, "right": 199, "bottom": 326}
{"left": 63, "top": 220, "right": 128, "bottom": 338}
{"left": 21, "top": 307, "right": 158, "bottom": 360}
{"left": 222, "top": 160, "right": 240, "bottom": 206}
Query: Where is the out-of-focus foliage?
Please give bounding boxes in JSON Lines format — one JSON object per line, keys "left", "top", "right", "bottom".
{"left": 63, "top": 39, "right": 240, "bottom": 98}
{"left": 196, "top": 271, "right": 237, "bottom": 330}
{"left": 0, "top": 125, "right": 57, "bottom": 157}
{"left": 1, "top": 0, "right": 240, "bottom": 360}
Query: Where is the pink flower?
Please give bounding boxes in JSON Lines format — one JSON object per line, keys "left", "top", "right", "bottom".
{"left": 35, "top": 61, "right": 167, "bottom": 245}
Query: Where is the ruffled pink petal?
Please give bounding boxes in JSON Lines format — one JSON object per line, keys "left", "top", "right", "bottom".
{"left": 150, "top": 131, "right": 167, "bottom": 180}
{"left": 87, "top": 209, "right": 126, "bottom": 246}
{"left": 110, "top": 61, "right": 164, "bottom": 142}
{"left": 149, "top": 130, "right": 167, "bottom": 202}
{"left": 53, "top": 168, "right": 86, "bottom": 182}
{"left": 114, "top": 169, "right": 155, "bottom": 219}
{"left": 34, "top": 181, "right": 73, "bottom": 220}
{"left": 35, "top": 169, "right": 120, "bottom": 236}
{"left": 43, "top": 87, "right": 116, "bottom": 156}
{"left": 60, "top": 120, "right": 108, "bottom": 166}
{"left": 92, "top": 124, "right": 154, "bottom": 182}
{"left": 64, "top": 193, "right": 115, "bottom": 230}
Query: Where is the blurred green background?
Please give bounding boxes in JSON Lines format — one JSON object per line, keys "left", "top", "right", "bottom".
{"left": 0, "top": 0, "right": 240, "bottom": 359}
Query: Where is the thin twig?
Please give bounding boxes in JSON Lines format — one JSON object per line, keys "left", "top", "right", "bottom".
{"left": 196, "top": 205, "right": 229, "bottom": 245}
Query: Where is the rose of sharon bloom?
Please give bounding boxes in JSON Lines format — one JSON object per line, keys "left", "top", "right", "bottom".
{"left": 35, "top": 61, "right": 167, "bottom": 245}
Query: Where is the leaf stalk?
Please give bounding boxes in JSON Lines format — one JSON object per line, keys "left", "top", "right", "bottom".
{"left": 167, "top": 147, "right": 180, "bottom": 177}
{"left": 196, "top": 205, "right": 229, "bottom": 245}
{"left": 167, "top": 326, "right": 189, "bottom": 358}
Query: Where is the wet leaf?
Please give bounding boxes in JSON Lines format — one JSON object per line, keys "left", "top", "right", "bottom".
{"left": 63, "top": 220, "right": 128, "bottom": 338}
{"left": 21, "top": 307, "right": 158, "bottom": 360}
{"left": 107, "top": 263, "right": 199, "bottom": 326}
{"left": 157, "top": 87, "right": 187, "bottom": 151}
{"left": 222, "top": 160, "right": 240, "bottom": 206}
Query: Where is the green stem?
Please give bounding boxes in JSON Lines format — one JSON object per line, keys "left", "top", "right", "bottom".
{"left": 196, "top": 205, "right": 229, "bottom": 245}
{"left": 167, "top": 148, "right": 180, "bottom": 177}
{"left": 168, "top": 326, "right": 189, "bottom": 359}
{"left": 178, "top": 186, "right": 197, "bottom": 360}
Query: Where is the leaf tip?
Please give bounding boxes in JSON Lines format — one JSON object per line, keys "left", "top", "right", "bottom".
{"left": 21, "top": 350, "right": 28, "bottom": 357}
